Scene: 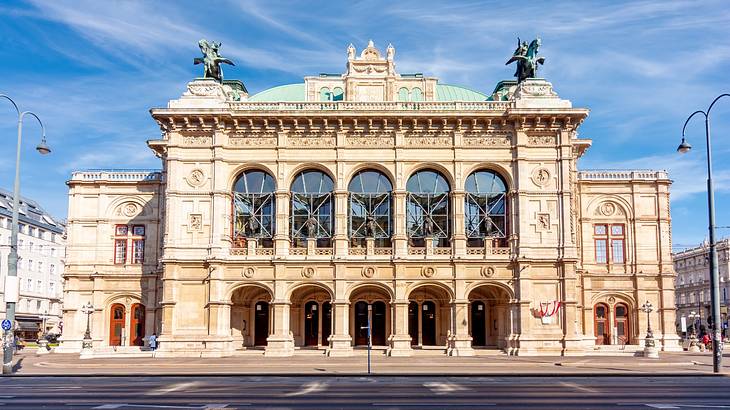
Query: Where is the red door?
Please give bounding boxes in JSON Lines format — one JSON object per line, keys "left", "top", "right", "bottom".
{"left": 130, "top": 304, "right": 145, "bottom": 346}
{"left": 109, "top": 304, "right": 125, "bottom": 346}
{"left": 615, "top": 303, "right": 630, "bottom": 345}
{"left": 594, "top": 303, "right": 610, "bottom": 345}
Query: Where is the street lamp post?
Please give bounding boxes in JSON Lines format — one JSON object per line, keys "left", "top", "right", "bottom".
{"left": 678, "top": 93, "right": 730, "bottom": 373}
{"left": 81, "top": 302, "right": 94, "bottom": 349}
{"left": 641, "top": 301, "right": 659, "bottom": 358}
{"left": 1, "top": 94, "right": 51, "bottom": 375}
{"left": 688, "top": 311, "right": 700, "bottom": 352}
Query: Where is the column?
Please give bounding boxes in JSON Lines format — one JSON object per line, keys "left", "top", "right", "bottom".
{"left": 274, "top": 191, "right": 290, "bottom": 257}
{"left": 327, "top": 301, "right": 353, "bottom": 356}
{"left": 388, "top": 301, "right": 412, "bottom": 356}
{"left": 451, "top": 191, "right": 466, "bottom": 257}
{"left": 392, "top": 191, "right": 408, "bottom": 257}
{"left": 448, "top": 300, "right": 474, "bottom": 356}
{"left": 334, "top": 191, "right": 349, "bottom": 256}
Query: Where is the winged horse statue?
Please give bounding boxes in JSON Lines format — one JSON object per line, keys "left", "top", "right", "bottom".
{"left": 505, "top": 37, "right": 545, "bottom": 83}
{"left": 194, "top": 39, "right": 234, "bottom": 82}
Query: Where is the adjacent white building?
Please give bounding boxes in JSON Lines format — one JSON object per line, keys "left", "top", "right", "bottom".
{"left": 0, "top": 188, "right": 66, "bottom": 340}
{"left": 673, "top": 239, "right": 730, "bottom": 336}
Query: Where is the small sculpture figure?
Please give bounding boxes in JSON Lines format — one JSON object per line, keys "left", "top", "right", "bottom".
{"left": 347, "top": 43, "right": 356, "bottom": 60}
{"left": 505, "top": 37, "right": 545, "bottom": 83}
{"left": 304, "top": 216, "right": 318, "bottom": 238}
{"left": 194, "top": 39, "right": 235, "bottom": 82}
{"left": 386, "top": 43, "right": 395, "bottom": 62}
{"left": 482, "top": 214, "right": 495, "bottom": 236}
{"left": 365, "top": 216, "right": 377, "bottom": 238}
{"left": 423, "top": 217, "right": 434, "bottom": 237}
{"left": 246, "top": 216, "right": 259, "bottom": 236}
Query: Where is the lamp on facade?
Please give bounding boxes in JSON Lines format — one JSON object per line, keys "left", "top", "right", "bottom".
{"left": 641, "top": 300, "right": 658, "bottom": 358}
{"left": 1, "top": 94, "right": 50, "bottom": 375}
{"left": 678, "top": 93, "right": 730, "bottom": 373}
{"left": 81, "top": 302, "right": 94, "bottom": 349}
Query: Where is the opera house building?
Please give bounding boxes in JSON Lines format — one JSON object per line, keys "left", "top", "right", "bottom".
{"left": 58, "top": 41, "right": 680, "bottom": 357}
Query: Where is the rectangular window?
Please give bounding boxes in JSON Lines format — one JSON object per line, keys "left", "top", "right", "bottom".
{"left": 38, "top": 261, "right": 43, "bottom": 273}
{"left": 133, "top": 240, "right": 145, "bottom": 264}
{"left": 114, "top": 239, "right": 127, "bottom": 264}
{"left": 612, "top": 239, "right": 625, "bottom": 263}
{"left": 595, "top": 239, "right": 608, "bottom": 263}
{"left": 27, "top": 278, "right": 32, "bottom": 291}
{"left": 115, "top": 225, "right": 128, "bottom": 236}
{"left": 50, "top": 264, "right": 55, "bottom": 275}
{"left": 37, "top": 280, "right": 42, "bottom": 292}
{"left": 49, "top": 282, "right": 55, "bottom": 295}
{"left": 28, "top": 259, "right": 34, "bottom": 271}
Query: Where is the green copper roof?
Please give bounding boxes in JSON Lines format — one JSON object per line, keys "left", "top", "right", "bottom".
{"left": 249, "top": 83, "right": 306, "bottom": 102}
{"left": 248, "top": 82, "right": 487, "bottom": 102}
{"left": 435, "top": 84, "right": 488, "bottom": 101}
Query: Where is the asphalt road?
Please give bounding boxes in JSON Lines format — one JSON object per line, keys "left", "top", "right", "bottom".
{"left": 0, "top": 375, "right": 729, "bottom": 409}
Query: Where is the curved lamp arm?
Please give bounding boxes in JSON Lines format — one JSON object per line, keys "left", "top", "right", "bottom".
{"left": 681, "top": 110, "right": 707, "bottom": 138}
{"left": 707, "top": 93, "right": 730, "bottom": 116}
{"left": 0, "top": 94, "right": 20, "bottom": 117}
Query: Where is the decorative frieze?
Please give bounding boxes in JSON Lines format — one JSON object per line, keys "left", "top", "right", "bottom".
{"left": 228, "top": 137, "right": 277, "bottom": 147}
{"left": 288, "top": 137, "right": 336, "bottom": 147}
{"left": 182, "top": 135, "right": 212, "bottom": 146}
{"left": 527, "top": 134, "right": 557, "bottom": 146}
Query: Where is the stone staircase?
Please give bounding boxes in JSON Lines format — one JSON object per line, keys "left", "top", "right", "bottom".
{"left": 589, "top": 344, "right": 644, "bottom": 356}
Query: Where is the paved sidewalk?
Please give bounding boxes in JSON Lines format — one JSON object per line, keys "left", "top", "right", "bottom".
{"left": 5, "top": 349, "right": 729, "bottom": 376}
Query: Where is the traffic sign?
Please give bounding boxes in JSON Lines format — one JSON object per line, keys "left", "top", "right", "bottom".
{"left": 1, "top": 319, "right": 11, "bottom": 331}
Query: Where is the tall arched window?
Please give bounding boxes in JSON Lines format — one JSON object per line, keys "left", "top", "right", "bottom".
{"left": 465, "top": 169, "right": 508, "bottom": 247}
{"left": 319, "top": 87, "right": 332, "bottom": 101}
{"left": 233, "top": 170, "right": 276, "bottom": 248}
{"left": 406, "top": 169, "right": 450, "bottom": 247}
{"left": 291, "top": 170, "right": 334, "bottom": 247}
{"left": 349, "top": 170, "right": 392, "bottom": 248}
{"left": 411, "top": 87, "right": 423, "bottom": 101}
{"left": 398, "top": 87, "right": 409, "bottom": 102}
{"left": 332, "top": 87, "right": 344, "bottom": 101}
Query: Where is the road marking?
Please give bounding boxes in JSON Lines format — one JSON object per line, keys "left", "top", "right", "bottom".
{"left": 284, "top": 381, "right": 327, "bottom": 397}
{"left": 423, "top": 381, "right": 468, "bottom": 395}
{"left": 146, "top": 381, "right": 203, "bottom": 396}
{"left": 559, "top": 381, "right": 598, "bottom": 393}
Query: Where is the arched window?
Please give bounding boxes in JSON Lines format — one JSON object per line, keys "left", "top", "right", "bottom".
{"left": 233, "top": 170, "right": 276, "bottom": 248}
{"left": 291, "top": 170, "right": 334, "bottom": 247}
{"left": 406, "top": 170, "right": 450, "bottom": 247}
{"left": 349, "top": 170, "right": 392, "bottom": 248}
{"left": 398, "top": 87, "right": 409, "bottom": 102}
{"left": 319, "top": 87, "right": 332, "bottom": 101}
{"left": 411, "top": 87, "right": 423, "bottom": 101}
{"left": 465, "top": 169, "right": 508, "bottom": 247}
{"left": 332, "top": 87, "right": 344, "bottom": 101}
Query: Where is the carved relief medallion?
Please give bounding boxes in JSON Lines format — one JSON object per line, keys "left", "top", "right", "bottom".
{"left": 242, "top": 267, "right": 255, "bottom": 278}
{"left": 189, "top": 214, "right": 202, "bottom": 232}
{"left": 186, "top": 169, "right": 206, "bottom": 188}
{"left": 531, "top": 167, "right": 551, "bottom": 187}
{"left": 481, "top": 266, "right": 495, "bottom": 278}
{"left": 421, "top": 266, "right": 436, "bottom": 278}
{"left": 600, "top": 202, "right": 616, "bottom": 216}
{"left": 116, "top": 202, "right": 141, "bottom": 217}
{"left": 536, "top": 213, "right": 550, "bottom": 231}
{"left": 362, "top": 266, "right": 376, "bottom": 278}
{"left": 302, "top": 266, "right": 316, "bottom": 278}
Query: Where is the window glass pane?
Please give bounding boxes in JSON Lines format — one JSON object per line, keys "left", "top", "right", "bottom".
{"left": 611, "top": 225, "right": 624, "bottom": 236}
{"left": 596, "top": 306, "right": 605, "bottom": 318}
{"left": 616, "top": 305, "right": 626, "bottom": 317}
{"left": 115, "top": 240, "right": 127, "bottom": 264}
{"left": 595, "top": 240, "right": 607, "bottom": 263}
{"left": 133, "top": 226, "right": 145, "bottom": 236}
{"left": 133, "top": 240, "right": 145, "bottom": 264}
{"left": 594, "top": 225, "right": 606, "bottom": 235}
{"left": 612, "top": 239, "right": 625, "bottom": 263}
{"left": 116, "top": 225, "right": 128, "bottom": 236}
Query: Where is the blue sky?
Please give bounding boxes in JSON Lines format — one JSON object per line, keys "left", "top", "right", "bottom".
{"left": 0, "top": 0, "right": 729, "bottom": 249}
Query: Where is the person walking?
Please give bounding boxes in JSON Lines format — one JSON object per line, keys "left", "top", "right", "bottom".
{"left": 149, "top": 333, "right": 157, "bottom": 353}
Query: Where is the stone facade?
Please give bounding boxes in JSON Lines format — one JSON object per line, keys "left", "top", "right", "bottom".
{"left": 59, "top": 42, "right": 680, "bottom": 356}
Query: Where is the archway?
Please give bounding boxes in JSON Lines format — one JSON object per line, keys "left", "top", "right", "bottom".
{"left": 350, "top": 285, "right": 391, "bottom": 347}
{"left": 467, "top": 284, "right": 512, "bottom": 348}
{"left": 407, "top": 284, "right": 451, "bottom": 347}
{"left": 290, "top": 284, "right": 332, "bottom": 347}
{"left": 230, "top": 285, "right": 272, "bottom": 348}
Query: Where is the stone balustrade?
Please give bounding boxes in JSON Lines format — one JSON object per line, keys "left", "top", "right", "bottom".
{"left": 578, "top": 169, "right": 669, "bottom": 181}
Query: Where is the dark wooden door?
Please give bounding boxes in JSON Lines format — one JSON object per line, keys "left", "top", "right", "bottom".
{"left": 254, "top": 301, "right": 269, "bottom": 346}
{"left": 304, "top": 301, "right": 319, "bottom": 346}
{"left": 408, "top": 301, "right": 418, "bottom": 345}
{"left": 354, "top": 301, "right": 369, "bottom": 346}
{"left": 422, "top": 301, "right": 437, "bottom": 346}
{"left": 322, "top": 302, "right": 332, "bottom": 345}
{"left": 130, "top": 304, "right": 145, "bottom": 346}
{"left": 109, "top": 304, "right": 125, "bottom": 346}
{"left": 595, "top": 303, "right": 609, "bottom": 345}
{"left": 372, "top": 301, "right": 386, "bottom": 346}
{"left": 471, "top": 301, "right": 486, "bottom": 346}
{"left": 615, "top": 303, "right": 630, "bottom": 345}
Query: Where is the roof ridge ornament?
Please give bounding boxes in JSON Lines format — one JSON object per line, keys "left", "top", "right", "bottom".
{"left": 505, "top": 37, "right": 545, "bottom": 83}
{"left": 194, "top": 39, "right": 235, "bottom": 82}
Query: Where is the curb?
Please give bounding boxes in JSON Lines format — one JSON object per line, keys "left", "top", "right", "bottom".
{"left": 3, "top": 372, "right": 728, "bottom": 378}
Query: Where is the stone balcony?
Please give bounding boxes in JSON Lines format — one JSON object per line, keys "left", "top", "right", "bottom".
{"left": 228, "top": 100, "right": 513, "bottom": 113}
{"left": 578, "top": 169, "right": 669, "bottom": 181}
{"left": 69, "top": 169, "right": 163, "bottom": 182}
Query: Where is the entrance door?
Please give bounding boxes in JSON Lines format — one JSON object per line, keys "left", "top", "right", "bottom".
{"left": 109, "top": 304, "right": 125, "bottom": 346}
{"left": 354, "top": 301, "right": 369, "bottom": 346}
{"left": 408, "top": 301, "right": 418, "bottom": 345}
{"left": 304, "top": 301, "right": 319, "bottom": 346}
{"left": 372, "top": 301, "right": 386, "bottom": 346}
{"left": 422, "top": 301, "right": 437, "bottom": 346}
{"left": 471, "top": 301, "right": 486, "bottom": 346}
{"left": 130, "top": 304, "right": 145, "bottom": 346}
{"left": 615, "top": 303, "right": 630, "bottom": 345}
{"left": 254, "top": 301, "right": 269, "bottom": 346}
{"left": 594, "top": 303, "right": 610, "bottom": 345}
{"left": 322, "top": 302, "right": 332, "bottom": 345}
